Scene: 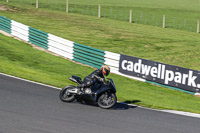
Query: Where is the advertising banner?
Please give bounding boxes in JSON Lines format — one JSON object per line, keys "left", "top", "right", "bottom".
{"left": 119, "top": 54, "right": 200, "bottom": 93}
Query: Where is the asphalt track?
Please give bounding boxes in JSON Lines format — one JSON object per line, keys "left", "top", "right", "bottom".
{"left": 0, "top": 74, "right": 200, "bottom": 133}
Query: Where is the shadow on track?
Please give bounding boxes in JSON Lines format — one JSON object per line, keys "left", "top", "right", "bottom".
{"left": 112, "top": 100, "right": 141, "bottom": 110}
{"left": 69, "top": 99, "right": 140, "bottom": 110}
{"left": 112, "top": 103, "right": 137, "bottom": 110}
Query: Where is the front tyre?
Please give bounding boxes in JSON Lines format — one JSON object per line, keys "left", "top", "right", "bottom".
{"left": 59, "top": 86, "right": 76, "bottom": 102}
{"left": 97, "top": 92, "right": 117, "bottom": 109}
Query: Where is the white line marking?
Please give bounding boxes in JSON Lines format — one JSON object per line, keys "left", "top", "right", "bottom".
{"left": 119, "top": 102, "right": 200, "bottom": 118}
{"left": 162, "top": 110, "right": 200, "bottom": 118}
{"left": 0, "top": 72, "right": 199, "bottom": 118}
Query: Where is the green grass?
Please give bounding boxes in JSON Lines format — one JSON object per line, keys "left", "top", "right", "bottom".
{"left": 0, "top": 2, "right": 200, "bottom": 113}
{"left": 0, "top": 3, "right": 200, "bottom": 70}
{"left": 1, "top": 32, "right": 200, "bottom": 113}
{"left": 3, "top": 0, "right": 200, "bottom": 32}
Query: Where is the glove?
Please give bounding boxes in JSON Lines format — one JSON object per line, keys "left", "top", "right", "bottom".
{"left": 100, "top": 78, "right": 105, "bottom": 83}
{"left": 105, "top": 80, "right": 109, "bottom": 85}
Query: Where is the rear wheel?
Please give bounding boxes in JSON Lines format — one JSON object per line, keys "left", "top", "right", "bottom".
{"left": 59, "top": 86, "right": 76, "bottom": 102}
{"left": 97, "top": 92, "right": 117, "bottom": 109}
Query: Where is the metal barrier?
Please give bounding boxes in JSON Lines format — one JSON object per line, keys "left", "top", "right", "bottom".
{"left": 0, "top": 16, "right": 119, "bottom": 72}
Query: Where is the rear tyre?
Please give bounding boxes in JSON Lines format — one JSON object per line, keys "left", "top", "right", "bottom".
{"left": 97, "top": 92, "right": 117, "bottom": 109}
{"left": 59, "top": 86, "right": 76, "bottom": 102}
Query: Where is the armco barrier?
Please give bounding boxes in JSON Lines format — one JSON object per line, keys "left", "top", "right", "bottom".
{"left": 11, "top": 20, "right": 29, "bottom": 42}
{"left": 73, "top": 43, "right": 105, "bottom": 69}
{"left": 29, "top": 27, "right": 48, "bottom": 49}
{"left": 0, "top": 16, "right": 199, "bottom": 95}
{"left": 0, "top": 16, "right": 11, "bottom": 34}
{"left": 48, "top": 33, "right": 74, "bottom": 60}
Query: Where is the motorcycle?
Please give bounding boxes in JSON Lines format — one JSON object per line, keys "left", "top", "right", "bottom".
{"left": 59, "top": 75, "right": 117, "bottom": 109}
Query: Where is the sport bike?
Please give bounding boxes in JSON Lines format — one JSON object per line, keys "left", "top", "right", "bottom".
{"left": 59, "top": 75, "right": 117, "bottom": 109}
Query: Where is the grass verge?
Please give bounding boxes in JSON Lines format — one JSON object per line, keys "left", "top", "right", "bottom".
{"left": 0, "top": 2, "right": 200, "bottom": 71}
{"left": 0, "top": 32, "right": 200, "bottom": 113}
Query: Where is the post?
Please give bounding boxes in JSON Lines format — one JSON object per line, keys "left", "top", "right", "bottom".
{"left": 163, "top": 15, "right": 165, "bottom": 28}
{"left": 6, "top": 0, "right": 8, "bottom": 2}
{"left": 197, "top": 20, "right": 199, "bottom": 33}
{"left": 36, "top": 0, "right": 38, "bottom": 8}
{"left": 129, "top": 10, "right": 132, "bottom": 23}
{"left": 66, "top": 0, "right": 68, "bottom": 13}
{"left": 98, "top": 4, "right": 101, "bottom": 18}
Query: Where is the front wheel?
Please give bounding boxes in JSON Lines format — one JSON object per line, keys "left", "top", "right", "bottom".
{"left": 97, "top": 92, "right": 117, "bottom": 109}
{"left": 59, "top": 86, "right": 76, "bottom": 102}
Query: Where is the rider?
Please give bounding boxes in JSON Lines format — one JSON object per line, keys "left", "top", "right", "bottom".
{"left": 77, "top": 65, "right": 110, "bottom": 93}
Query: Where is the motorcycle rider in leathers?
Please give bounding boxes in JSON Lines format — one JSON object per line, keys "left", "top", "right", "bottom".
{"left": 77, "top": 65, "right": 110, "bottom": 93}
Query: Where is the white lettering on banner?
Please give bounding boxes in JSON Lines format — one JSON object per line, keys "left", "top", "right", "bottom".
{"left": 134, "top": 59, "right": 142, "bottom": 73}
{"left": 198, "top": 84, "right": 200, "bottom": 88}
{"left": 188, "top": 71, "right": 197, "bottom": 87}
{"left": 174, "top": 72, "right": 182, "bottom": 83}
{"left": 141, "top": 64, "right": 151, "bottom": 75}
{"left": 161, "top": 65, "right": 165, "bottom": 80}
{"left": 151, "top": 67, "right": 158, "bottom": 77}
{"left": 182, "top": 74, "right": 188, "bottom": 84}
{"left": 122, "top": 60, "right": 127, "bottom": 70}
{"left": 121, "top": 59, "right": 199, "bottom": 89}
{"left": 127, "top": 61, "right": 134, "bottom": 71}
{"left": 165, "top": 70, "right": 174, "bottom": 84}
{"left": 157, "top": 64, "right": 162, "bottom": 78}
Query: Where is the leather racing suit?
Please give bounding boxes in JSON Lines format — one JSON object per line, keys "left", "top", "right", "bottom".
{"left": 78, "top": 69, "right": 105, "bottom": 89}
